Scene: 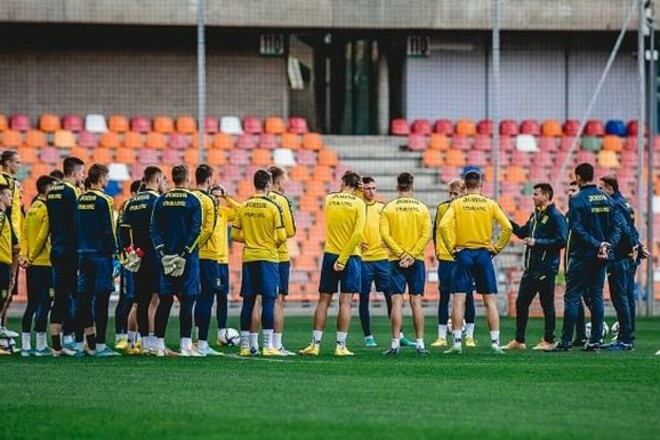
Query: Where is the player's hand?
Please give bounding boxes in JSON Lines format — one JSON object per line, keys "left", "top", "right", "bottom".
{"left": 524, "top": 237, "right": 535, "bottom": 247}
{"left": 170, "top": 256, "right": 186, "bottom": 277}
{"left": 640, "top": 245, "right": 652, "bottom": 259}
{"left": 18, "top": 256, "right": 30, "bottom": 269}
{"left": 597, "top": 242, "right": 611, "bottom": 260}
{"left": 399, "top": 253, "right": 414, "bottom": 268}
{"left": 333, "top": 261, "right": 345, "bottom": 272}
{"left": 360, "top": 242, "right": 368, "bottom": 252}
{"left": 161, "top": 255, "right": 177, "bottom": 275}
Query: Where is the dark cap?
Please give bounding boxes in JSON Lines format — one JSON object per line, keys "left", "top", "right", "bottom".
{"left": 463, "top": 169, "right": 482, "bottom": 180}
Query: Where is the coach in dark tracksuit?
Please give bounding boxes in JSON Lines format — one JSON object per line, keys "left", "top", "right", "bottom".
{"left": 548, "top": 163, "right": 623, "bottom": 352}
{"left": 506, "top": 183, "right": 567, "bottom": 349}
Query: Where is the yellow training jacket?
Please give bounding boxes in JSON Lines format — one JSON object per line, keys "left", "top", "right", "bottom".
{"left": 216, "top": 196, "right": 239, "bottom": 264}
{"left": 379, "top": 196, "right": 431, "bottom": 262}
{"left": 0, "top": 173, "right": 22, "bottom": 243}
{"left": 362, "top": 200, "right": 389, "bottom": 262}
{"left": 231, "top": 195, "right": 286, "bottom": 263}
{"left": 438, "top": 193, "right": 512, "bottom": 255}
{"left": 269, "top": 190, "right": 296, "bottom": 263}
{"left": 0, "top": 210, "right": 16, "bottom": 265}
{"left": 323, "top": 191, "right": 366, "bottom": 265}
{"left": 20, "top": 197, "right": 50, "bottom": 266}
{"left": 193, "top": 189, "right": 217, "bottom": 259}
{"left": 433, "top": 200, "right": 453, "bottom": 262}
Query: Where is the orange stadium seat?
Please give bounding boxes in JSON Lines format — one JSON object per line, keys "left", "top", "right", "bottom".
{"left": 182, "top": 148, "right": 200, "bottom": 166}
{"left": 10, "top": 114, "right": 31, "bottom": 132}
{"left": 520, "top": 120, "right": 540, "bottom": 136}
{"left": 433, "top": 119, "right": 453, "bottom": 136}
{"left": 429, "top": 134, "right": 449, "bottom": 150}
{"left": 306, "top": 180, "right": 326, "bottom": 197}
{"left": 243, "top": 116, "right": 263, "bottom": 134}
{"left": 288, "top": 117, "right": 309, "bottom": 134}
{"left": 281, "top": 132, "right": 301, "bottom": 150}
{"left": 265, "top": 117, "right": 285, "bottom": 135}
{"left": 505, "top": 165, "right": 526, "bottom": 183}
{"left": 204, "top": 117, "right": 219, "bottom": 134}
{"left": 146, "top": 132, "right": 166, "bottom": 149}
{"left": 123, "top": 131, "right": 144, "bottom": 149}
{"left": 168, "top": 132, "right": 189, "bottom": 150}
{"left": 176, "top": 116, "right": 196, "bottom": 134}
{"left": 422, "top": 150, "right": 443, "bottom": 167}
{"left": 499, "top": 120, "right": 518, "bottom": 136}
{"left": 390, "top": 119, "right": 409, "bottom": 135}
{"left": 92, "top": 147, "right": 112, "bottom": 164}
{"left": 411, "top": 119, "right": 432, "bottom": 135}
{"left": 18, "top": 145, "right": 38, "bottom": 164}
{"left": 562, "top": 120, "right": 580, "bottom": 136}
{"left": 108, "top": 115, "right": 129, "bottom": 133}
{"left": 100, "top": 132, "right": 120, "bottom": 149}
{"left": 191, "top": 133, "right": 211, "bottom": 149}
{"left": 236, "top": 134, "right": 256, "bottom": 150}
{"left": 115, "top": 147, "right": 136, "bottom": 164}
{"left": 312, "top": 165, "right": 334, "bottom": 182}
{"left": 302, "top": 133, "right": 323, "bottom": 151}
{"left": 290, "top": 165, "right": 310, "bottom": 181}
{"left": 258, "top": 133, "right": 278, "bottom": 150}
{"left": 455, "top": 119, "right": 476, "bottom": 136}
{"left": 130, "top": 116, "right": 151, "bottom": 133}
{"left": 477, "top": 119, "right": 493, "bottom": 136}
{"left": 30, "top": 163, "right": 51, "bottom": 178}
{"left": 407, "top": 134, "right": 427, "bottom": 151}
{"left": 212, "top": 133, "right": 234, "bottom": 149}
{"left": 299, "top": 194, "right": 320, "bottom": 212}
{"left": 584, "top": 120, "right": 605, "bottom": 136}
{"left": 603, "top": 135, "right": 623, "bottom": 152}
{"left": 62, "top": 114, "right": 84, "bottom": 132}
{"left": 597, "top": 150, "right": 620, "bottom": 169}
{"left": 445, "top": 149, "right": 466, "bottom": 166}
{"left": 251, "top": 149, "right": 272, "bottom": 166}
{"left": 0, "top": 114, "right": 7, "bottom": 131}
{"left": 39, "top": 114, "right": 60, "bottom": 133}
{"left": 69, "top": 146, "right": 90, "bottom": 162}
{"left": 206, "top": 149, "right": 227, "bottom": 166}
{"left": 24, "top": 130, "right": 46, "bottom": 148}
{"left": 54, "top": 130, "right": 76, "bottom": 149}
{"left": 542, "top": 119, "right": 562, "bottom": 137}
{"left": 154, "top": 116, "right": 174, "bottom": 134}
{"left": 318, "top": 149, "right": 338, "bottom": 167}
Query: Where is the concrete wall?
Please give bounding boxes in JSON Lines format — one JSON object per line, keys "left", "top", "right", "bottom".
{"left": 0, "top": 0, "right": 648, "bottom": 31}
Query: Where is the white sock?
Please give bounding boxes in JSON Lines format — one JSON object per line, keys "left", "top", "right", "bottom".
{"left": 77, "top": 341, "right": 85, "bottom": 350}
{"left": 439, "top": 325, "right": 447, "bottom": 338}
{"left": 249, "top": 333, "right": 259, "bottom": 350}
{"left": 490, "top": 330, "right": 500, "bottom": 347}
{"left": 21, "top": 332, "right": 31, "bottom": 351}
{"left": 273, "top": 332, "right": 282, "bottom": 350}
{"left": 391, "top": 338, "right": 400, "bottom": 350}
{"left": 198, "top": 340, "right": 208, "bottom": 351}
{"left": 336, "top": 331, "right": 347, "bottom": 349}
{"left": 127, "top": 331, "right": 137, "bottom": 344}
{"left": 157, "top": 338, "right": 165, "bottom": 350}
{"left": 141, "top": 335, "right": 150, "bottom": 351}
{"left": 240, "top": 331, "right": 250, "bottom": 349}
{"left": 312, "top": 330, "right": 323, "bottom": 346}
{"left": 181, "top": 337, "right": 193, "bottom": 351}
{"left": 263, "top": 329, "right": 274, "bottom": 350}
{"left": 64, "top": 334, "right": 74, "bottom": 345}
{"left": 115, "top": 333, "right": 126, "bottom": 342}
{"left": 452, "top": 330, "right": 462, "bottom": 348}
{"left": 416, "top": 338, "right": 425, "bottom": 350}
{"left": 36, "top": 333, "right": 47, "bottom": 351}
{"left": 97, "top": 343, "right": 106, "bottom": 352}
{"left": 466, "top": 323, "right": 475, "bottom": 338}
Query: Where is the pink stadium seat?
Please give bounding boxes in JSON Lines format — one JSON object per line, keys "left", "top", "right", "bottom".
{"left": 236, "top": 134, "right": 256, "bottom": 150}
{"left": 576, "top": 150, "right": 597, "bottom": 163}
{"left": 467, "top": 150, "right": 487, "bottom": 167}
{"left": 510, "top": 150, "right": 532, "bottom": 167}
{"left": 499, "top": 135, "right": 515, "bottom": 151}
{"left": 560, "top": 136, "right": 577, "bottom": 151}
{"left": 451, "top": 135, "right": 470, "bottom": 150}
{"left": 229, "top": 149, "right": 250, "bottom": 165}
{"left": 433, "top": 119, "right": 453, "bottom": 136}
{"left": 407, "top": 134, "right": 427, "bottom": 151}
{"left": 288, "top": 117, "right": 309, "bottom": 134}
{"left": 439, "top": 166, "right": 461, "bottom": 183}
{"left": 296, "top": 150, "right": 316, "bottom": 166}
{"left": 390, "top": 119, "right": 409, "bottom": 136}
{"left": 40, "top": 146, "right": 60, "bottom": 164}
{"left": 204, "top": 117, "right": 219, "bottom": 134}
{"left": 499, "top": 120, "right": 518, "bottom": 136}
{"left": 474, "top": 135, "right": 491, "bottom": 151}
{"left": 539, "top": 137, "right": 557, "bottom": 151}
{"left": 130, "top": 116, "right": 151, "bottom": 133}
{"left": 455, "top": 119, "right": 476, "bottom": 137}
{"left": 529, "top": 166, "right": 548, "bottom": 181}
{"left": 258, "top": 133, "right": 278, "bottom": 150}
{"left": 10, "top": 114, "right": 31, "bottom": 132}
{"left": 584, "top": 120, "right": 605, "bottom": 136}
{"left": 477, "top": 119, "right": 493, "bottom": 136}
{"left": 77, "top": 131, "right": 98, "bottom": 148}
{"left": 62, "top": 114, "right": 83, "bottom": 132}
{"left": 137, "top": 149, "right": 159, "bottom": 164}
{"left": 243, "top": 116, "right": 263, "bottom": 134}
{"left": 562, "top": 120, "right": 580, "bottom": 136}
{"left": 520, "top": 120, "right": 540, "bottom": 136}
{"left": 168, "top": 132, "right": 189, "bottom": 150}
{"left": 221, "top": 164, "right": 242, "bottom": 182}
{"left": 39, "top": 114, "right": 61, "bottom": 133}
{"left": 411, "top": 119, "right": 432, "bottom": 135}
{"left": 161, "top": 149, "right": 181, "bottom": 165}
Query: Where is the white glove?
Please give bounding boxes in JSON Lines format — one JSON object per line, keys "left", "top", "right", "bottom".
{"left": 123, "top": 251, "right": 142, "bottom": 273}
{"left": 170, "top": 255, "right": 187, "bottom": 277}
{"left": 161, "top": 255, "right": 177, "bottom": 276}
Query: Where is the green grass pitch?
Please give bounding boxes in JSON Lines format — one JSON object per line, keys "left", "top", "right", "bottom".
{"left": 2, "top": 315, "right": 659, "bottom": 440}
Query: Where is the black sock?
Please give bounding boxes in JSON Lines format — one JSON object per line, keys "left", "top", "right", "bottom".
{"left": 52, "top": 334, "right": 62, "bottom": 350}
{"left": 85, "top": 333, "right": 96, "bottom": 351}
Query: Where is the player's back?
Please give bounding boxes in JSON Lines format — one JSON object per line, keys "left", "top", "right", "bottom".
{"left": 268, "top": 190, "right": 295, "bottom": 262}
{"left": 122, "top": 190, "right": 159, "bottom": 257}
{"left": 323, "top": 192, "right": 365, "bottom": 256}
{"left": 151, "top": 188, "right": 201, "bottom": 256}
{"left": 46, "top": 181, "right": 80, "bottom": 251}
{"left": 76, "top": 189, "right": 117, "bottom": 256}
{"left": 362, "top": 200, "right": 388, "bottom": 261}
{"left": 381, "top": 197, "right": 430, "bottom": 259}
{"left": 22, "top": 197, "right": 50, "bottom": 266}
{"left": 235, "top": 195, "right": 283, "bottom": 263}
{"left": 450, "top": 193, "right": 506, "bottom": 249}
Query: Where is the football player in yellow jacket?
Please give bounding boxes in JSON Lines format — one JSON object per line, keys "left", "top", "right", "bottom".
{"left": 0, "top": 184, "right": 18, "bottom": 355}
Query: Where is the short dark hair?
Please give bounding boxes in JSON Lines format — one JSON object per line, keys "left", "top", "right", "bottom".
{"left": 574, "top": 162, "right": 594, "bottom": 183}
{"left": 129, "top": 179, "right": 142, "bottom": 194}
{"left": 341, "top": 171, "right": 361, "bottom": 189}
{"left": 195, "top": 164, "right": 214, "bottom": 185}
{"left": 600, "top": 175, "right": 619, "bottom": 193}
{"left": 533, "top": 183, "right": 554, "bottom": 201}
{"left": 88, "top": 163, "right": 109, "bottom": 185}
{"left": 172, "top": 164, "right": 189, "bottom": 185}
{"left": 362, "top": 176, "right": 375, "bottom": 185}
{"left": 253, "top": 169, "right": 272, "bottom": 191}
{"left": 63, "top": 157, "right": 84, "bottom": 177}
{"left": 36, "top": 175, "right": 57, "bottom": 195}
{"left": 143, "top": 166, "right": 162, "bottom": 183}
{"left": 464, "top": 170, "right": 482, "bottom": 190}
{"left": 266, "top": 165, "right": 286, "bottom": 184}
{"left": 49, "top": 169, "right": 64, "bottom": 180}
{"left": 396, "top": 172, "right": 414, "bottom": 192}
{"left": 0, "top": 150, "right": 18, "bottom": 166}
{"left": 0, "top": 184, "right": 10, "bottom": 194}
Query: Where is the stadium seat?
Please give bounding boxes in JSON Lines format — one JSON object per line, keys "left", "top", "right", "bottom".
{"left": 439, "top": 166, "right": 460, "bottom": 183}
{"left": 137, "top": 149, "right": 158, "bottom": 165}
{"left": 581, "top": 136, "right": 602, "bottom": 152}
{"left": 584, "top": 120, "right": 605, "bottom": 136}
{"left": 411, "top": 119, "right": 432, "bottom": 135}
{"left": 108, "top": 163, "right": 131, "bottom": 182}
{"left": 39, "top": 114, "right": 60, "bottom": 133}
{"left": 541, "top": 119, "right": 562, "bottom": 137}
{"left": 455, "top": 119, "right": 476, "bottom": 136}
{"left": 153, "top": 116, "right": 174, "bottom": 134}
{"left": 288, "top": 116, "right": 309, "bottom": 134}
{"left": 40, "top": 146, "right": 60, "bottom": 164}
{"left": 85, "top": 114, "right": 108, "bottom": 133}
{"left": 576, "top": 150, "right": 597, "bottom": 164}
{"left": 318, "top": 149, "right": 338, "bottom": 167}
{"left": 176, "top": 116, "right": 196, "bottom": 134}
{"left": 467, "top": 150, "right": 487, "bottom": 167}
{"left": 123, "top": 131, "right": 144, "bottom": 149}
{"left": 273, "top": 148, "right": 296, "bottom": 166}
{"left": 30, "top": 163, "right": 51, "bottom": 179}
{"left": 115, "top": 147, "right": 136, "bottom": 164}
{"left": 191, "top": 133, "right": 211, "bottom": 149}
{"left": 499, "top": 135, "right": 515, "bottom": 151}
{"left": 500, "top": 120, "right": 518, "bottom": 136}
{"left": 281, "top": 132, "right": 301, "bottom": 150}
{"left": 168, "top": 132, "right": 189, "bottom": 150}
{"left": 296, "top": 150, "right": 316, "bottom": 166}
{"left": 206, "top": 149, "right": 227, "bottom": 166}
{"left": 598, "top": 150, "right": 620, "bottom": 169}
{"left": 182, "top": 148, "right": 200, "bottom": 166}
{"left": 24, "top": 130, "right": 46, "bottom": 148}
{"left": 100, "top": 132, "right": 121, "bottom": 149}
{"left": 473, "top": 134, "right": 491, "bottom": 151}
{"left": 476, "top": 119, "right": 493, "bottom": 136}
{"left": 529, "top": 165, "right": 548, "bottom": 181}
{"left": 204, "top": 117, "right": 219, "bottom": 134}
{"left": 130, "top": 116, "right": 151, "bottom": 133}
{"left": 626, "top": 120, "right": 646, "bottom": 136}
{"left": 258, "top": 133, "right": 278, "bottom": 150}
{"left": 520, "top": 120, "right": 540, "bottom": 136}
{"left": 602, "top": 135, "right": 623, "bottom": 152}
{"left": 220, "top": 116, "right": 244, "bottom": 135}
{"left": 433, "top": 119, "right": 453, "bottom": 136}
{"left": 305, "top": 180, "right": 326, "bottom": 197}
{"left": 53, "top": 130, "right": 76, "bottom": 149}
{"left": 562, "top": 120, "right": 580, "bottom": 136}
{"left": 504, "top": 165, "right": 526, "bottom": 184}
{"left": 538, "top": 137, "right": 557, "bottom": 152}
{"left": 108, "top": 115, "right": 129, "bottom": 133}
{"left": 9, "top": 114, "right": 31, "bottom": 132}
{"left": 623, "top": 136, "right": 640, "bottom": 152}
{"left": 243, "top": 116, "right": 263, "bottom": 134}
{"left": 265, "top": 117, "right": 285, "bottom": 135}
{"left": 76, "top": 131, "right": 98, "bottom": 149}
{"left": 511, "top": 150, "right": 532, "bottom": 167}
{"left": 236, "top": 133, "right": 256, "bottom": 150}
{"left": 515, "top": 134, "right": 538, "bottom": 152}
{"left": 407, "top": 134, "right": 427, "bottom": 151}
{"left": 251, "top": 149, "right": 272, "bottom": 166}
{"left": 390, "top": 119, "right": 410, "bottom": 136}
{"left": 69, "top": 146, "right": 90, "bottom": 162}
{"left": 429, "top": 134, "right": 449, "bottom": 150}
{"left": 605, "top": 119, "right": 626, "bottom": 137}
{"left": 0, "top": 114, "right": 7, "bottom": 131}
{"left": 161, "top": 149, "right": 181, "bottom": 165}
{"left": 18, "top": 145, "right": 39, "bottom": 164}
{"left": 498, "top": 195, "right": 517, "bottom": 213}
{"left": 228, "top": 149, "right": 250, "bottom": 165}
{"left": 146, "top": 132, "right": 166, "bottom": 149}
{"left": 290, "top": 165, "right": 310, "bottom": 181}
{"left": 422, "top": 150, "right": 443, "bottom": 167}
{"left": 91, "top": 146, "right": 112, "bottom": 164}
{"left": 302, "top": 133, "right": 323, "bottom": 151}
{"left": 446, "top": 149, "right": 467, "bottom": 166}
{"left": 213, "top": 133, "right": 234, "bottom": 149}
{"left": 62, "top": 114, "right": 83, "bottom": 132}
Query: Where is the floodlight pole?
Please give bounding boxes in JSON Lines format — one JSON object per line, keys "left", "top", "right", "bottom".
{"left": 197, "top": 0, "right": 207, "bottom": 164}
{"left": 637, "top": 0, "right": 647, "bottom": 316}
{"left": 491, "top": 0, "right": 500, "bottom": 201}
{"left": 646, "top": 10, "right": 655, "bottom": 316}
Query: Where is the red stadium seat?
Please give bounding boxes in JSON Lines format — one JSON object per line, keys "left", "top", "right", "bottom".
{"left": 243, "top": 116, "right": 263, "bottom": 134}
{"left": 411, "top": 119, "right": 432, "bottom": 135}
{"left": 390, "top": 119, "right": 409, "bottom": 136}
{"left": 626, "top": 120, "right": 647, "bottom": 137}
{"left": 407, "top": 134, "right": 427, "bottom": 151}
{"left": 562, "top": 120, "right": 580, "bottom": 136}
{"left": 584, "top": 120, "right": 605, "bottom": 136}
{"left": 499, "top": 120, "right": 518, "bottom": 136}
{"left": 433, "top": 119, "right": 453, "bottom": 136}
{"left": 204, "top": 117, "right": 219, "bottom": 134}
{"left": 130, "top": 116, "right": 151, "bottom": 133}
{"left": 9, "top": 114, "right": 31, "bottom": 132}
{"left": 477, "top": 119, "right": 493, "bottom": 136}
{"left": 288, "top": 117, "right": 309, "bottom": 134}
{"left": 519, "top": 120, "right": 540, "bottom": 136}
{"left": 62, "top": 114, "right": 84, "bottom": 132}
{"left": 236, "top": 134, "right": 256, "bottom": 150}
{"left": 258, "top": 133, "right": 278, "bottom": 150}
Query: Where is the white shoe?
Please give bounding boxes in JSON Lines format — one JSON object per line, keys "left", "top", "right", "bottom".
{"left": 655, "top": 349, "right": 660, "bottom": 356}
{"left": 0, "top": 327, "right": 19, "bottom": 338}
{"left": 180, "top": 347, "right": 205, "bottom": 357}
{"left": 278, "top": 346, "right": 297, "bottom": 356}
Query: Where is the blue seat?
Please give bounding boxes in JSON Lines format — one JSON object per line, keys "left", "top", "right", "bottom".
{"left": 605, "top": 119, "right": 627, "bottom": 137}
